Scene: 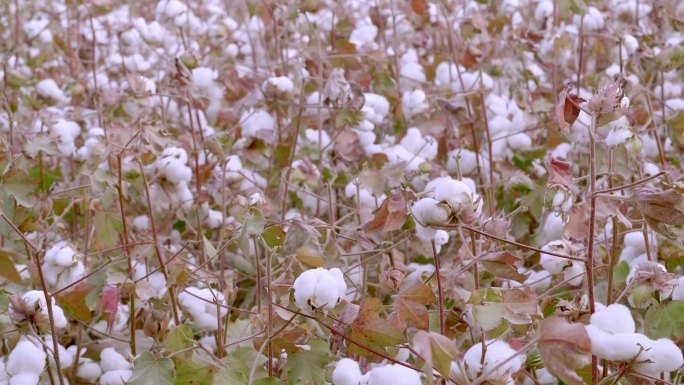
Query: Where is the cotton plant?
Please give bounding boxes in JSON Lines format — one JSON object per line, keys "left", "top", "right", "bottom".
{"left": 17, "top": 290, "right": 69, "bottom": 330}
{"left": 293, "top": 267, "right": 347, "bottom": 312}
{"left": 1, "top": 338, "right": 47, "bottom": 385}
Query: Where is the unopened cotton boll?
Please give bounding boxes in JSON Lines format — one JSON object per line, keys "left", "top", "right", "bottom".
{"left": 293, "top": 268, "right": 347, "bottom": 311}
{"left": 37, "top": 79, "right": 71, "bottom": 104}
{"left": 590, "top": 303, "right": 634, "bottom": 334}
{"left": 402, "top": 90, "right": 429, "bottom": 119}
{"left": 332, "top": 358, "right": 363, "bottom": 385}
{"left": 463, "top": 339, "right": 523, "bottom": 382}
{"left": 365, "top": 364, "right": 422, "bottom": 385}
{"left": 412, "top": 198, "right": 450, "bottom": 226}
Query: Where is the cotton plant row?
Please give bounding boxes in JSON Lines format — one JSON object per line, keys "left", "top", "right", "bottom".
{"left": 1, "top": 0, "right": 684, "bottom": 384}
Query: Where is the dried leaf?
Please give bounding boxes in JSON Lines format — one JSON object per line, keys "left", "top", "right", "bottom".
{"left": 363, "top": 191, "right": 408, "bottom": 233}
{"left": 564, "top": 203, "right": 590, "bottom": 241}
{"left": 411, "top": 0, "right": 426, "bottom": 16}
{"left": 555, "top": 85, "right": 585, "bottom": 130}
{"left": 538, "top": 317, "right": 591, "bottom": 385}
{"left": 632, "top": 188, "right": 684, "bottom": 238}
{"left": 352, "top": 298, "right": 406, "bottom": 346}
{"left": 390, "top": 280, "right": 434, "bottom": 330}
{"left": 480, "top": 251, "right": 529, "bottom": 283}
{"left": 102, "top": 286, "right": 120, "bottom": 333}
{"left": 55, "top": 283, "right": 95, "bottom": 322}
{"left": 502, "top": 288, "right": 540, "bottom": 325}
{"left": 545, "top": 155, "right": 575, "bottom": 191}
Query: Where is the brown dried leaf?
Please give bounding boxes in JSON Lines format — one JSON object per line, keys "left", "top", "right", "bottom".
{"left": 564, "top": 203, "right": 590, "bottom": 241}
{"left": 502, "top": 288, "right": 540, "bottom": 325}
{"left": 632, "top": 188, "right": 684, "bottom": 238}
{"left": 390, "top": 279, "right": 435, "bottom": 330}
{"left": 352, "top": 298, "right": 406, "bottom": 346}
{"left": 538, "top": 317, "right": 591, "bottom": 385}
{"left": 363, "top": 191, "right": 407, "bottom": 233}
{"left": 545, "top": 155, "right": 574, "bottom": 189}
{"left": 480, "top": 251, "right": 529, "bottom": 283}
{"left": 555, "top": 85, "right": 585, "bottom": 130}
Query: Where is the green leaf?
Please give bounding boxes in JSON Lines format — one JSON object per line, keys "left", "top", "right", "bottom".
{"left": 128, "top": 351, "right": 175, "bottom": 385}
{"left": 284, "top": 339, "right": 334, "bottom": 385}
{"left": 613, "top": 261, "right": 630, "bottom": 284}
{"left": 165, "top": 324, "right": 194, "bottom": 357}
{"left": 253, "top": 377, "right": 283, "bottom": 385}
{"left": 174, "top": 359, "right": 214, "bottom": 385}
{"left": 655, "top": 45, "right": 684, "bottom": 72}
{"left": 644, "top": 301, "right": 684, "bottom": 339}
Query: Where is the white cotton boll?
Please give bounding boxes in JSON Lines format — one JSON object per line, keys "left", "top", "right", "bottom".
{"left": 622, "top": 35, "right": 638, "bottom": 55}
{"left": 76, "top": 358, "right": 102, "bottom": 382}
{"left": 541, "top": 212, "right": 565, "bottom": 243}
{"left": 540, "top": 240, "right": 572, "bottom": 274}
{"left": 636, "top": 338, "right": 684, "bottom": 374}
{"left": 157, "top": 156, "right": 192, "bottom": 184}
{"left": 9, "top": 372, "right": 40, "bottom": 385}
{"left": 99, "top": 369, "right": 133, "bottom": 385}
{"left": 575, "top": 7, "right": 604, "bottom": 31}
{"left": 178, "top": 287, "right": 228, "bottom": 330}
{"left": 206, "top": 209, "right": 223, "bottom": 229}
{"left": 412, "top": 198, "right": 450, "bottom": 226}
{"left": 402, "top": 90, "right": 429, "bottom": 119}
{"left": 37, "top": 79, "right": 71, "bottom": 104}
{"left": 50, "top": 119, "right": 81, "bottom": 156}
{"left": 54, "top": 245, "right": 77, "bottom": 267}
{"left": 22, "top": 290, "right": 68, "bottom": 329}
{"left": 366, "top": 364, "right": 421, "bottom": 385}
{"left": 303, "top": 129, "right": 332, "bottom": 149}
{"left": 464, "top": 340, "right": 523, "bottom": 382}
{"left": 241, "top": 109, "right": 275, "bottom": 138}
{"left": 363, "top": 93, "right": 390, "bottom": 124}
{"left": 432, "top": 178, "right": 473, "bottom": 208}
{"left": 132, "top": 215, "right": 149, "bottom": 231}
{"left": 400, "top": 62, "right": 427, "bottom": 89}
{"left": 551, "top": 143, "right": 571, "bottom": 160}
{"left": 564, "top": 262, "right": 585, "bottom": 286}
{"left": 293, "top": 268, "right": 347, "bottom": 312}
{"left": 447, "top": 149, "right": 480, "bottom": 175}
{"left": 525, "top": 270, "right": 552, "bottom": 293}
{"left": 263, "top": 76, "right": 294, "bottom": 94}
{"left": 400, "top": 128, "right": 437, "bottom": 160}
{"left": 605, "top": 128, "right": 633, "bottom": 147}
{"left": 507, "top": 133, "right": 532, "bottom": 151}
{"left": 434, "top": 230, "right": 449, "bottom": 246}
{"left": 414, "top": 224, "right": 439, "bottom": 243}
{"left": 643, "top": 162, "right": 660, "bottom": 176}
{"left": 534, "top": 0, "right": 553, "bottom": 22}
{"left": 590, "top": 304, "right": 635, "bottom": 334}
{"left": 100, "top": 348, "right": 131, "bottom": 372}
{"left": 349, "top": 22, "right": 378, "bottom": 50}
{"left": 7, "top": 339, "right": 46, "bottom": 376}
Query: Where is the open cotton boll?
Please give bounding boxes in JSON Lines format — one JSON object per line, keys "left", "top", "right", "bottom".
{"left": 240, "top": 109, "right": 275, "bottom": 139}
{"left": 402, "top": 90, "right": 429, "bottom": 119}
{"left": 303, "top": 129, "right": 332, "bottom": 149}
{"left": 365, "top": 364, "right": 422, "bottom": 385}
{"left": 293, "top": 268, "right": 347, "bottom": 311}
{"left": 132, "top": 215, "right": 149, "bottom": 231}
{"left": 563, "top": 262, "right": 585, "bottom": 286}
{"left": 400, "top": 128, "right": 437, "bottom": 161}
{"left": 37, "top": 79, "right": 71, "bottom": 104}
{"left": 540, "top": 212, "right": 565, "bottom": 244}
{"left": 431, "top": 178, "right": 474, "bottom": 208}
{"left": 76, "top": 357, "right": 102, "bottom": 383}
{"left": 6, "top": 339, "right": 46, "bottom": 376}
{"left": 100, "top": 348, "right": 131, "bottom": 372}
{"left": 9, "top": 372, "right": 40, "bottom": 385}
{"left": 349, "top": 22, "right": 378, "bottom": 50}
{"left": 672, "top": 276, "right": 684, "bottom": 301}
{"left": 574, "top": 6, "right": 604, "bottom": 31}
{"left": 634, "top": 338, "right": 684, "bottom": 375}
{"left": 590, "top": 303, "right": 635, "bottom": 335}
{"left": 411, "top": 198, "right": 450, "bottom": 226}
{"left": 524, "top": 270, "right": 552, "bottom": 293}
{"left": 178, "top": 287, "right": 229, "bottom": 330}
{"left": 50, "top": 119, "right": 81, "bottom": 156}
{"left": 463, "top": 339, "right": 523, "bottom": 382}
{"left": 362, "top": 93, "right": 390, "bottom": 124}
{"left": 332, "top": 358, "right": 363, "bottom": 385}
{"left": 446, "top": 148, "right": 481, "bottom": 175}
{"left": 21, "top": 290, "right": 68, "bottom": 329}
{"left": 400, "top": 62, "right": 427, "bottom": 90}
{"left": 540, "top": 240, "right": 573, "bottom": 274}
{"left": 100, "top": 369, "right": 133, "bottom": 385}
{"left": 262, "top": 76, "right": 294, "bottom": 96}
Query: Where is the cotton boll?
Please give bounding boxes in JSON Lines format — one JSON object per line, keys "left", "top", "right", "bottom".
{"left": 100, "top": 348, "right": 131, "bottom": 373}
{"left": 303, "top": 129, "right": 332, "bottom": 149}
{"left": 507, "top": 133, "right": 532, "bottom": 150}
{"left": 99, "top": 369, "right": 133, "bottom": 385}
{"left": 411, "top": 198, "right": 450, "bottom": 226}
{"left": 365, "top": 364, "right": 421, "bottom": 385}
{"left": 525, "top": 270, "right": 552, "bottom": 293}
{"left": 400, "top": 62, "right": 426, "bottom": 90}
{"left": 540, "top": 212, "right": 565, "bottom": 244}
{"left": 400, "top": 128, "right": 437, "bottom": 161}
{"left": 9, "top": 372, "right": 39, "bottom": 385}
{"left": 432, "top": 178, "right": 473, "bottom": 209}
{"left": 590, "top": 304, "right": 635, "bottom": 334}
{"left": 178, "top": 287, "right": 228, "bottom": 330}
{"left": 605, "top": 128, "right": 633, "bottom": 147}
{"left": 241, "top": 109, "right": 275, "bottom": 139}
{"left": 6, "top": 339, "right": 46, "bottom": 376}
{"left": 643, "top": 162, "right": 660, "bottom": 177}
{"left": 635, "top": 338, "right": 684, "bottom": 374}
{"left": 540, "top": 240, "right": 573, "bottom": 274}
{"left": 22, "top": 290, "right": 68, "bottom": 329}
{"left": 37, "top": 79, "right": 71, "bottom": 104}
{"left": 293, "top": 268, "right": 347, "bottom": 312}
{"left": 402, "top": 90, "right": 429, "bottom": 119}
{"left": 672, "top": 276, "right": 684, "bottom": 301}
{"left": 333, "top": 358, "right": 363, "bottom": 385}
{"left": 76, "top": 358, "right": 102, "bottom": 383}
{"left": 363, "top": 93, "right": 390, "bottom": 124}
{"left": 564, "top": 262, "right": 585, "bottom": 286}
{"left": 206, "top": 208, "right": 223, "bottom": 229}
{"left": 132, "top": 215, "right": 149, "bottom": 231}
{"left": 463, "top": 340, "right": 523, "bottom": 382}
{"left": 434, "top": 230, "right": 449, "bottom": 246}
{"left": 446, "top": 149, "right": 480, "bottom": 175}
{"left": 349, "top": 22, "right": 378, "bottom": 50}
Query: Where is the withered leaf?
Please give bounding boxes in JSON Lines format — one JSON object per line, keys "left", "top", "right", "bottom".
{"left": 564, "top": 203, "right": 590, "bottom": 241}
{"left": 502, "top": 287, "right": 540, "bottom": 325}
{"left": 55, "top": 283, "right": 95, "bottom": 322}
{"left": 390, "top": 279, "right": 435, "bottom": 331}
{"left": 555, "top": 85, "right": 585, "bottom": 130}
{"left": 413, "top": 331, "right": 458, "bottom": 380}
{"left": 538, "top": 317, "right": 592, "bottom": 385}
{"left": 545, "top": 155, "right": 575, "bottom": 191}
{"left": 363, "top": 191, "right": 408, "bottom": 233}
{"left": 480, "top": 251, "right": 529, "bottom": 283}
{"left": 632, "top": 188, "right": 684, "bottom": 238}
{"left": 351, "top": 298, "right": 406, "bottom": 347}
